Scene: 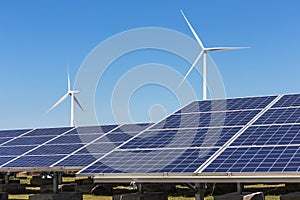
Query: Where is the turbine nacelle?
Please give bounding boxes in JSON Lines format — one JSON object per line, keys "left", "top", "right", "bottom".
{"left": 68, "top": 90, "right": 80, "bottom": 95}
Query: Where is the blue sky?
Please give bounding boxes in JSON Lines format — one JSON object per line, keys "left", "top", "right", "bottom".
{"left": 1, "top": 1, "right": 300, "bottom": 130}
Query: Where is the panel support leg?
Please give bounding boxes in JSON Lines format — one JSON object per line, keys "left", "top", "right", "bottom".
{"left": 138, "top": 183, "right": 143, "bottom": 194}
{"left": 237, "top": 182, "right": 242, "bottom": 194}
{"left": 58, "top": 172, "right": 63, "bottom": 185}
{"left": 195, "top": 183, "right": 205, "bottom": 200}
{"left": 53, "top": 172, "right": 59, "bottom": 194}
{"left": 4, "top": 174, "right": 9, "bottom": 184}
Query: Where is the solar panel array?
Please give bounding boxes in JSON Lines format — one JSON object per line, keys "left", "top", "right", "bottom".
{"left": 0, "top": 93, "right": 300, "bottom": 177}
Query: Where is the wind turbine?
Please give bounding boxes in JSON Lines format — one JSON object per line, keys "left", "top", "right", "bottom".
{"left": 179, "top": 10, "right": 249, "bottom": 100}
{"left": 47, "top": 68, "right": 83, "bottom": 127}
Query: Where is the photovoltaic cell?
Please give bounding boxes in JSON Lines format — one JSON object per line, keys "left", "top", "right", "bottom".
{"left": 272, "top": 94, "right": 300, "bottom": 108}
{"left": 151, "top": 110, "right": 259, "bottom": 129}
{"left": 0, "top": 145, "right": 36, "bottom": 156}
{"left": 27, "top": 144, "right": 83, "bottom": 155}
{"left": 25, "top": 127, "right": 72, "bottom": 136}
{"left": 77, "top": 143, "right": 122, "bottom": 154}
{"left": 68, "top": 125, "right": 118, "bottom": 135}
{"left": 48, "top": 134, "right": 102, "bottom": 145}
{"left": 80, "top": 148, "right": 217, "bottom": 174}
{"left": 94, "top": 133, "right": 133, "bottom": 143}
{"left": 0, "top": 138, "right": 16, "bottom": 145}
{"left": 121, "top": 127, "right": 241, "bottom": 149}
{"left": 112, "top": 123, "right": 153, "bottom": 133}
{"left": 54, "top": 154, "right": 103, "bottom": 167}
{"left": 254, "top": 107, "right": 300, "bottom": 125}
{"left": 0, "top": 157, "right": 17, "bottom": 166}
{"left": 4, "top": 155, "right": 66, "bottom": 168}
{"left": 3, "top": 136, "right": 55, "bottom": 146}
{"left": 176, "top": 96, "right": 276, "bottom": 114}
{"left": 0, "top": 129, "right": 31, "bottom": 138}
{"left": 203, "top": 146, "right": 300, "bottom": 173}
{"left": 231, "top": 124, "right": 300, "bottom": 146}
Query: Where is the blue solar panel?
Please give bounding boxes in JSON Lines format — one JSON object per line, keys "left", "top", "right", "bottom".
{"left": 80, "top": 148, "right": 217, "bottom": 174}
{"left": 176, "top": 96, "right": 277, "bottom": 114}
{"left": 0, "top": 129, "right": 31, "bottom": 138}
{"left": 112, "top": 123, "right": 153, "bottom": 133}
{"left": 77, "top": 143, "right": 122, "bottom": 154}
{"left": 54, "top": 154, "right": 103, "bottom": 167}
{"left": 48, "top": 134, "right": 102, "bottom": 145}
{"left": 0, "top": 138, "right": 16, "bottom": 145}
{"left": 231, "top": 124, "right": 300, "bottom": 146}
{"left": 254, "top": 107, "right": 300, "bottom": 125}
{"left": 203, "top": 146, "right": 300, "bottom": 173}
{"left": 121, "top": 127, "right": 241, "bottom": 149}
{"left": 68, "top": 125, "right": 118, "bottom": 135}
{"left": 3, "top": 136, "right": 55, "bottom": 146}
{"left": 4, "top": 155, "right": 66, "bottom": 168}
{"left": 272, "top": 94, "right": 300, "bottom": 108}
{"left": 94, "top": 133, "right": 133, "bottom": 143}
{"left": 27, "top": 144, "right": 83, "bottom": 155}
{"left": 0, "top": 146, "right": 36, "bottom": 156}
{"left": 25, "top": 127, "right": 72, "bottom": 136}
{"left": 0, "top": 157, "right": 18, "bottom": 166}
{"left": 151, "top": 110, "right": 260, "bottom": 129}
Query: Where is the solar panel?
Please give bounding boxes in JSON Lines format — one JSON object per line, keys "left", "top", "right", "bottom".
{"left": 272, "top": 94, "right": 300, "bottom": 108}
{"left": 202, "top": 146, "right": 300, "bottom": 173}
{"left": 27, "top": 144, "right": 84, "bottom": 155}
{"left": 112, "top": 123, "right": 153, "bottom": 133}
{"left": 121, "top": 127, "right": 242, "bottom": 149}
{"left": 4, "top": 136, "right": 56, "bottom": 146}
{"left": 80, "top": 148, "right": 218, "bottom": 174}
{"left": 253, "top": 107, "right": 300, "bottom": 125}
{"left": 0, "top": 129, "right": 32, "bottom": 138}
{"left": 3, "top": 93, "right": 300, "bottom": 183}
{"left": 54, "top": 154, "right": 103, "bottom": 167}
{"left": 67, "top": 125, "right": 118, "bottom": 135}
{"left": 48, "top": 134, "right": 102, "bottom": 145}
{"left": 26, "top": 127, "right": 72, "bottom": 136}
{"left": 0, "top": 146, "right": 36, "bottom": 156}
{"left": 231, "top": 124, "right": 300, "bottom": 146}
{"left": 5, "top": 155, "right": 67, "bottom": 168}
{"left": 74, "top": 143, "right": 122, "bottom": 154}
{"left": 176, "top": 95, "right": 276, "bottom": 114}
{"left": 151, "top": 110, "right": 260, "bottom": 129}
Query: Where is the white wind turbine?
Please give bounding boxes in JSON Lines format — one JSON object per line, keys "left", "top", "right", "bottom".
{"left": 47, "top": 68, "right": 83, "bottom": 127}
{"left": 179, "top": 10, "right": 249, "bottom": 100}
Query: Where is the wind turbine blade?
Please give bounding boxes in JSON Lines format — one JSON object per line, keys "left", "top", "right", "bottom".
{"left": 47, "top": 93, "right": 69, "bottom": 113}
{"left": 74, "top": 96, "right": 84, "bottom": 111}
{"left": 206, "top": 47, "right": 250, "bottom": 51}
{"left": 178, "top": 51, "right": 204, "bottom": 87}
{"left": 180, "top": 10, "right": 204, "bottom": 50}
{"left": 67, "top": 66, "right": 71, "bottom": 92}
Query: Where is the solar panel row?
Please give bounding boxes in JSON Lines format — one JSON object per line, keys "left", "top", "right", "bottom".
{"left": 0, "top": 94, "right": 300, "bottom": 176}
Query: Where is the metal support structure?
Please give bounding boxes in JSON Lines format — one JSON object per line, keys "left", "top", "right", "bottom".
{"left": 195, "top": 183, "right": 205, "bottom": 200}
{"left": 237, "top": 182, "right": 242, "bottom": 194}
{"left": 53, "top": 172, "right": 59, "bottom": 194}
{"left": 138, "top": 183, "right": 143, "bottom": 194}
{"left": 58, "top": 172, "right": 63, "bottom": 185}
{"left": 4, "top": 174, "right": 9, "bottom": 184}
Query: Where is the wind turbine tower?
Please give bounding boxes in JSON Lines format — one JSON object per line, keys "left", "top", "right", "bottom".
{"left": 48, "top": 68, "right": 83, "bottom": 127}
{"left": 180, "top": 10, "right": 249, "bottom": 100}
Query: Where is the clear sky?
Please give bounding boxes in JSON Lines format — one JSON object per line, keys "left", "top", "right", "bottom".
{"left": 1, "top": 0, "right": 300, "bottom": 130}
